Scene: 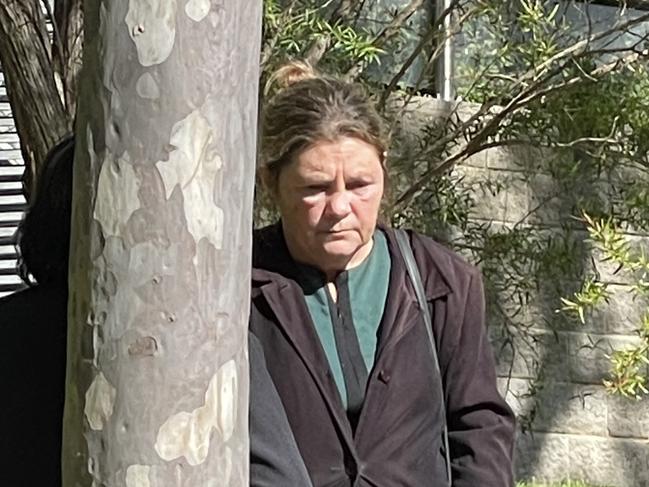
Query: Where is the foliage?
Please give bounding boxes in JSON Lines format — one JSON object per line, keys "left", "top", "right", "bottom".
{"left": 262, "top": 0, "right": 383, "bottom": 74}
{"left": 561, "top": 214, "right": 649, "bottom": 397}
{"left": 257, "top": 0, "right": 649, "bottom": 399}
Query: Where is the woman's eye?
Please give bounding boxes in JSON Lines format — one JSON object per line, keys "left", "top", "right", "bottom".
{"left": 348, "top": 181, "right": 369, "bottom": 190}
{"left": 306, "top": 184, "right": 327, "bottom": 192}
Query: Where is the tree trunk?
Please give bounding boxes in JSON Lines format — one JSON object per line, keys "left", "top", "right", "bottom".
{"left": 53, "top": 0, "right": 84, "bottom": 118}
{"left": 62, "top": 0, "right": 262, "bottom": 485}
{"left": 0, "top": 0, "right": 71, "bottom": 199}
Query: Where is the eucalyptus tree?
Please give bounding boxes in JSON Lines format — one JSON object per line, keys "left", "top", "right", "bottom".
{"left": 59, "top": 0, "right": 262, "bottom": 485}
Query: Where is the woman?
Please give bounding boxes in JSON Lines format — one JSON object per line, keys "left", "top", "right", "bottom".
{"left": 251, "top": 62, "right": 516, "bottom": 486}
{"left": 0, "top": 136, "right": 311, "bottom": 486}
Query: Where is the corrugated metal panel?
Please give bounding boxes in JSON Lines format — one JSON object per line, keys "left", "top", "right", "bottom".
{"left": 0, "top": 68, "right": 27, "bottom": 298}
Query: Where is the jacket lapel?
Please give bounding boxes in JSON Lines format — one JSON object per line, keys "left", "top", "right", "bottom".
{"left": 258, "top": 279, "right": 356, "bottom": 446}
{"left": 252, "top": 226, "right": 356, "bottom": 447}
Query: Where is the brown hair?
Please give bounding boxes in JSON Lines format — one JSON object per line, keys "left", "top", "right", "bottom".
{"left": 260, "top": 61, "right": 389, "bottom": 194}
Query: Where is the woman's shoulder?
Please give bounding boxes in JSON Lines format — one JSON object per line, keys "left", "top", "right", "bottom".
{"left": 386, "top": 227, "right": 481, "bottom": 293}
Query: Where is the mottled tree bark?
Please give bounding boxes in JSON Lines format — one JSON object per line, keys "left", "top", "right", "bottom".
{"left": 62, "top": 0, "right": 262, "bottom": 485}
{"left": 0, "top": 0, "right": 71, "bottom": 198}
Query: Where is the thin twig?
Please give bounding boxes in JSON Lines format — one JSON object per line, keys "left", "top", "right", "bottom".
{"left": 393, "top": 46, "right": 646, "bottom": 210}
{"left": 261, "top": 0, "right": 300, "bottom": 67}
{"left": 305, "top": 34, "right": 331, "bottom": 66}
{"left": 41, "top": 0, "right": 67, "bottom": 104}
{"left": 378, "top": 0, "right": 465, "bottom": 109}
{"left": 374, "top": 0, "right": 426, "bottom": 44}
{"left": 344, "top": 0, "right": 431, "bottom": 80}
{"left": 329, "top": 0, "right": 360, "bottom": 23}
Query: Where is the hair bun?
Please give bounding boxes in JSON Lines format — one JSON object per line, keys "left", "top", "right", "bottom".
{"left": 265, "top": 60, "right": 317, "bottom": 95}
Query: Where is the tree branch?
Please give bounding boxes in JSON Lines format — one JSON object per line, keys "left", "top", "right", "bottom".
{"left": 42, "top": 0, "right": 63, "bottom": 69}
{"left": 261, "top": 0, "right": 300, "bottom": 68}
{"left": 394, "top": 47, "right": 648, "bottom": 209}
{"left": 329, "top": 0, "right": 360, "bottom": 23}
{"left": 344, "top": 0, "right": 433, "bottom": 80}
{"left": 0, "top": 0, "right": 70, "bottom": 198}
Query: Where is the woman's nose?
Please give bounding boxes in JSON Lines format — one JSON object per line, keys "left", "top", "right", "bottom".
{"left": 327, "top": 191, "right": 352, "bottom": 218}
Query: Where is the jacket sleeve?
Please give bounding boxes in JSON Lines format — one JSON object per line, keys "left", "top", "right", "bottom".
{"left": 440, "top": 269, "right": 516, "bottom": 487}
{"left": 249, "top": 332, "right": 313, "bottom": 487}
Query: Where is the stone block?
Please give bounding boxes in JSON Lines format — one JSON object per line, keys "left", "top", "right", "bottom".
{"left": 514, "top": 431, "right": 571, "bottom": 482}
{"left": 525, "top": 173, "right": 586, "bottom": 226}
{"left": 533, "top": 382, "right": 608, "bottom": 436}
{"left": 590, "top": 284, "right": 649, "bottom": 336}
{"left": 388, "top": 95, "right": 458, "bottom": 139}
{"left": 515, "top": 432, "right": 649, "bottom": 487}
{"left": 460, "top": 165, "right": 613, "bottom": 226}
{"left": 607, "top": 394, "right": 649, "bottom": 439}
{"left": 462, "top": 150, "right": 487, "bottom": 169}
{"left": 485, "top": 144, "right": 535, "bottom": 171}
{"left": 499, "top": 377, "right": 535, "bottom": 418}
{"left": 490, "top": 326, "right": 568, "bottom": 380}
{"left": 588, "top": 238, "right": 648, "bottom": 287}
{"left": 502, "top": 378, "right": 607, "bottom": 436}
{"left": 617, "top": 438, "right": 649, "bottom": 487}
{"left": 524, "top": 286, "right": 603, "bottom": 333}
{"left": 522, "top": 173, "right": 607, "bottom": 227}
{"left": 457, "top": 166, "right": 531, "bottom": 223}
{"left": 565, "top": 435, "right": 649, "bottom": 487}
{"left": 567, "top": 332, "right": 643, "bottom": 385}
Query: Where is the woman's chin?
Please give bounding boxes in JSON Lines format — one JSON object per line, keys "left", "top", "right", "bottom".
{"left": 319, "top": 239, "right": 363, "bottom": 263}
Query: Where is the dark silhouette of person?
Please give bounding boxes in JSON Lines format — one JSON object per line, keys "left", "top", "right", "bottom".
{"left": 0, "top": 136, "right": 311, "bottom": 486}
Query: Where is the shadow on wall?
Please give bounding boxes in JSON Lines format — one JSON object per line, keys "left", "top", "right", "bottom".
{"left": 487, "top": 146, "right": 649, "bottom": 487}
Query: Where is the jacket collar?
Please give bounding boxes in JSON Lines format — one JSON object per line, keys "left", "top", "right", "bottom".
{"left": 251, "top": 222, "right": 299, "bottom": 288}
{"left": 252, "top": 221, "right": 452, "bottom": 300}
{"left": 251, "top": 221, "right": 453, "bottom": 363}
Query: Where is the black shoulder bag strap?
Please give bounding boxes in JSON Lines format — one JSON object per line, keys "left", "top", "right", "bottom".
{"left": 395, "top": 229, "right": 452, "bottom": 486}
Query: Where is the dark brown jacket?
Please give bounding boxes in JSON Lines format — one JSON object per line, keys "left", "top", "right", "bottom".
{"left": 250, "top": 224, "right": 515, "bottom": 487}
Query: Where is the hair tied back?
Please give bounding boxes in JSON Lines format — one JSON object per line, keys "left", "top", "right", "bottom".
{"left": 264, "top": 60, "right": 318, "bottom": 96}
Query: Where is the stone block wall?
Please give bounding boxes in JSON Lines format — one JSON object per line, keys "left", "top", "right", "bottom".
{"left": 402, "top": 97, "right": 649, "bottom": 486}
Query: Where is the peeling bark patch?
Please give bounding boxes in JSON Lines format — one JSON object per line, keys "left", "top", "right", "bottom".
{"left": 136, "top": 73, "right": 160, "bottom": 99}
{"left": 125, "top": 465, "right": 151, "bottom": 487}
{"left": 217, "top": 360, "right": 237, "bottom": 442}
{"left": 84, "top": 372, "right": 117, "bottom": 430}
{"left": 185, "top": 0, "right": 210, "bottom": 22}
{"left": 156, "top": 111, "right": 224, "bottom": 249}
{"left": 128, "top": 336, "right": 159, "bottom": 356}
{"left": 125, "top": 0, "right": 177, "bottom": 66}
{"left": 154, "top": 360, "right": 238, "bottom": 465}
{"left": 94, "top": 153, "right": 141, "bottom": 237}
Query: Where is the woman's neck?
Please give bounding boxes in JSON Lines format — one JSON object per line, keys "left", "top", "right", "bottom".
{"left": 322, "top": 238, "right": 374, "bottom": 282}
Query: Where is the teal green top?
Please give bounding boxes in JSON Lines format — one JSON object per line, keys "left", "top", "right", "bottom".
{"left": 295, "top": 230, "right": 391, "bottom": 409}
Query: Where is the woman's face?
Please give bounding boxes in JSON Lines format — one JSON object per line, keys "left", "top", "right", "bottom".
{"left": 275, "top": 136, "right": 384, "bottom": 273}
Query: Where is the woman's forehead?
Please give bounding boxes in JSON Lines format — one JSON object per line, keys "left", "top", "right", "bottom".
{"left": 292, "top": 137, "right": 381, "bottom": 173}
